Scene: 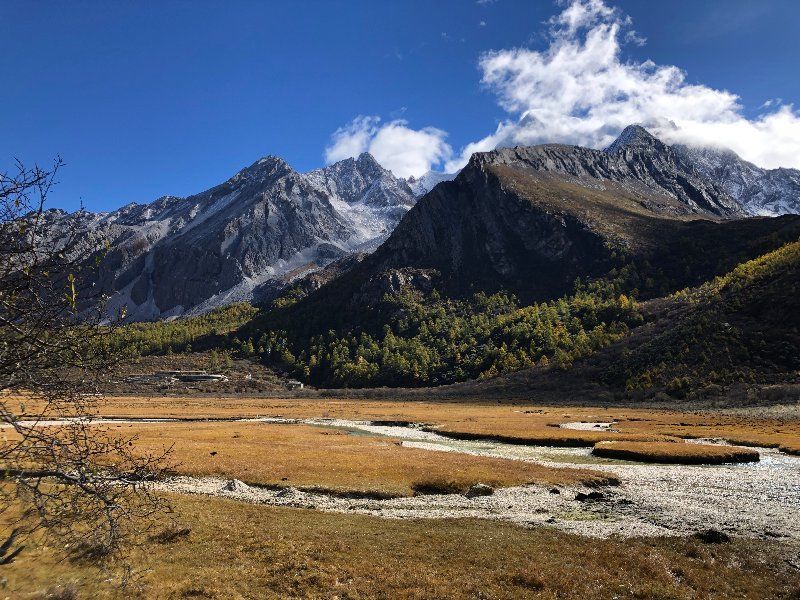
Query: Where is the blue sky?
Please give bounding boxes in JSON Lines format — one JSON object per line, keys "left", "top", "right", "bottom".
{"left": 2, "top": 0, "right": 799, "bottom": 212}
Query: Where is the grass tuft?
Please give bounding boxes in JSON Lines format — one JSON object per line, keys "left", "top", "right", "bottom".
{"left": 591, "top": 441, "right": 760, "bottom": 465}
{"left": 411, "top": 479, "right": 465, "bottom": 496}
{"left": 510, "top": 570, "right": 546, "bottom": 590}
{"left": 150, "top": 524, "right": 191, "bottom": 544}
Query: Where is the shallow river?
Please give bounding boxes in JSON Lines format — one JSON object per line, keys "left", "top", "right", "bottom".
{"left": 157, "top": 417, "right": 800, "bottom": 540}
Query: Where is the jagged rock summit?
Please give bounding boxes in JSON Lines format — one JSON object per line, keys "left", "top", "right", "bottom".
{"left": 46, "top": 152, "right": 417, "bottom": 321}
{"left": 307, "top": 152, "right": 415, "bottom": 209}
{"left": 272, "top": 128, "right": 800, "bottom": 335}
{"left": 608, "top": 125, "right": 800, "bottom": 216}
{"left": 604, "top": 124, "right": 667, "bottom": 153}
{"left": 601, "top": 125, "right": 744, "bottom": 217}
{"left": 672, "top": 143, "right": 800, "bottom": 216}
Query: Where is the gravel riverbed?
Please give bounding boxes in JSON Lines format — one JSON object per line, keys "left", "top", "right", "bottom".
{"left": 154, "top": 418, "right": 800, "bottom": 540}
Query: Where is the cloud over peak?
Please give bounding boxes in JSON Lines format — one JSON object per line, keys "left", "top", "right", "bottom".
{"left": 328, "top": 0, "right": 800, "bottom": 176}
{"left": 324, "top": 116, "right": 452, "bottom": 179}
{"left": 445, "top": 0, "right": 800, "bottom": 171}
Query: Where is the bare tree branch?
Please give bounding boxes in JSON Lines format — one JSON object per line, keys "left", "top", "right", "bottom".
{"left": 0, "top": 158, "right": 171, "bottom": 563}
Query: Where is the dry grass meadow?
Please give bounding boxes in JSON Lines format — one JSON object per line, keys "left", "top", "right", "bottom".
{"left": 6, "top": 394, "right": 800, "bottom": 598}
{"left": 5, "top": 492, "right": 800, "bottom": 600}
{"left": 41, "top": 394, "right": 800, "bottom": 455}
{"left": 115, "top": 421, "right": 612, "bottom": 496}
{"left": 591, "top": 440, "right": 761, "bottom": 464}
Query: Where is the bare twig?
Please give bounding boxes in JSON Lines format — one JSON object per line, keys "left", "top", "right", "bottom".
{"left": 0, "top": 158, "right": 170, "bottom": 563}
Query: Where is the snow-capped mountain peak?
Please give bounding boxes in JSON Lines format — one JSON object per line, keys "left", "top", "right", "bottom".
{"left": 48, "top": 152, "right": 420, "bottom": 321}
{"left": 671, "top": 143, "right": 800, "bottom": 216}
{"left": 606, "top": 125, "right": 800, "bottom": 216}
{"left": 405, "top": 170, "right": 458, "bottom": 197}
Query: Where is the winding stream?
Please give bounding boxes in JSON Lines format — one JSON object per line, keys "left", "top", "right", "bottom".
{"left": 167, "top": 417, "right": 800, "bottom": 540}
{"left": 11, "top": 416, "right": 800, "bottom": 539}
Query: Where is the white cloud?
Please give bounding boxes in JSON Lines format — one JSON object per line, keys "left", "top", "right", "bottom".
{"left": 550, "top": 0, "right": 616, "bottom": 34}
{"left": 324, "top": 116, "right": 452, "bottom": 178}
{"left": 445, "top": 0, "right": 800, "bottom": 171}
{"left": 324, "top": 116, "right": 380, "bottom": 164}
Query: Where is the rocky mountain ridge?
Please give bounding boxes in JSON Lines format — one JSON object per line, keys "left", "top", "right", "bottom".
{"left": 47, "top": 152, "right": 418, "bottom": 321}
{"left": 264, "top": 129, "right": 800, "bottom": 341}
{"left": 672, "top": 144, "right": 800, "bottom": 216}
{"left": 47, "top": 125, "right": 800, "bottom": 323}
{"left": 600, "top": 125, "right": 744, "bottom": 217}
{"left": 608, "top": 124, "right": 800, "bottom": 216}
{"left": 367, "top": 129, "right": 751, "bottom": 297}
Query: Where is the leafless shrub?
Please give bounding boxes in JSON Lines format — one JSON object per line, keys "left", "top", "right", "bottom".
{"left": 0, "top": 158, "right": 171, "bottom": 563}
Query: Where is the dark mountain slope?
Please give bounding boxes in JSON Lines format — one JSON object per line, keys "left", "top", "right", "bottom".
{"left": 374, "top": 155, "right": 781, "bottom": 299}
{"left": 614, "top": 239, "right": 800, "bottom": 393}
{"left": 261, "top": 138, "right": 799, "bottom": 342}
{"left": 437, "top": 239, "right": 800, "bottom": 404}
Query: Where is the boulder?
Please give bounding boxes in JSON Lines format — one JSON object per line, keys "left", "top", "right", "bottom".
{"left": 694, "top": 529, "right": 730, "bottom": 544}
{"left": 221, "top": 479, "right": 249, "bottom": 493}
{"left": 575, "top": 491, "right": 606, "bottom": 502}
{"left": 465, "top": 483, "right": 494, "bottom": 498}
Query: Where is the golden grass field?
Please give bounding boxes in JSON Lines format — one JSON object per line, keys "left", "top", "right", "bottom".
{"left": 5, "top": 394, "right": 800, "bottom": 598}
{"left": 8, "top": 394, "right": 799, "bottom": 487}
{"left": 591, "top": 440, "right": 760, "bottom": 464}
{"left": 115, "top": 421, "right": 612, "bottom": 496}
{"left": 50, "top": 394, "right": 800, "bottom": 455}
{"left": 6, "top": 493, "right": 800, "bottom": 600}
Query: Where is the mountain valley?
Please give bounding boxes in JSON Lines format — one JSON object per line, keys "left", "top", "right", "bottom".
{"left": 97, "top": 126, "right": 800, "bottom": 404}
